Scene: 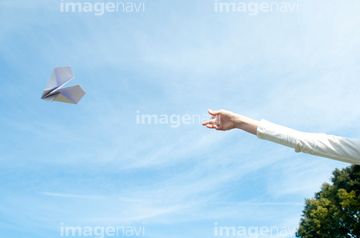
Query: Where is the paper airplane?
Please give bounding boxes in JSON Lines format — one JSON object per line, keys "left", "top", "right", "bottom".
{"left": 41, "top": 66, "right": 86, "bottom": 104}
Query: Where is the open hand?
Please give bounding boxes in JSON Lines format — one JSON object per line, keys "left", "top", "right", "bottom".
{"left": 202, "top": 109, "right": 240, "bottom": 131}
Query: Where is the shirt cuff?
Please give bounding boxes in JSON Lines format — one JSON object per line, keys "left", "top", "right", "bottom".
{"left": 256, "top": 119, "right": 301, "bottom": 150}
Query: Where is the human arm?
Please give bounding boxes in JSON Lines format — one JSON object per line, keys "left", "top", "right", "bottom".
{"left": 202, "top": 109, "right": 360, "bottom": 165}
{"left": 256, "top": 119, "right": 360, "bottom": 165}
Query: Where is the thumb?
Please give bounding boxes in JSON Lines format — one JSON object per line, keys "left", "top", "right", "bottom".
{"left": 208, "top": 109, "right": 222, "bottom": 116}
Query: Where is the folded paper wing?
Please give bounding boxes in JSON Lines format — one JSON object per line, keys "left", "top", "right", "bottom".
{"left": 41, "top": 66, "right": 86, "bottom": 104}
{"left": 51, "top": 85, "right": 86, "bottom": 104}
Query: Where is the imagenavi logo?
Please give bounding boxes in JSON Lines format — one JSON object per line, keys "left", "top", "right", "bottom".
{"left": 60, "top": 223, "right": 146, "bottom": 237}
{"left": 214, "top": 222, "right": 297, "bottom": 237}
{"left": 60, "top": 0, "right": 146, "bottom": 16}
{"left": 214, "top": 0, "right": 299, "bottom": 16}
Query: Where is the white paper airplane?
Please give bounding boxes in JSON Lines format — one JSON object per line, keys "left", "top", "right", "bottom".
{"left": 41, "top": 66, "right": 86, "bottom": 104}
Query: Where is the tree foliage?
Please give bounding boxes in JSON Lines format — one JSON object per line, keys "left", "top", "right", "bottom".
{"left": 296, "top": 165, "right": 360, "bottom": 238}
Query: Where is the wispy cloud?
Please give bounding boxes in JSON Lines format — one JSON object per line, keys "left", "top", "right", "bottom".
{"left": 39, "top": 192, "right": 108, "bottom": 199}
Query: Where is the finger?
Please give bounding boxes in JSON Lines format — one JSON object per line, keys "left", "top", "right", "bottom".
{"left": 202, "top": 121, "right": 210, "bottom": 125}
{"left": 208, "top": 109, "right": 222, "bottom": 116}
{"left": 202, "top": 119, "right": 216, "bottom": 126}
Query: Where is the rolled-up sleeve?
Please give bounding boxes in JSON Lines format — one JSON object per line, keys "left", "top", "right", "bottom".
{"left": 256, "top": 119, "right": 360, "bottom": 165}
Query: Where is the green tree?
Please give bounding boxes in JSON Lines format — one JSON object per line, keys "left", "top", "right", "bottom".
{"left": 296, "top": 165, "right": 360, "bottom": 238}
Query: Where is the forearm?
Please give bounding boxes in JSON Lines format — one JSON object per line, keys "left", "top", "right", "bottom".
{"left": 234, "top": 115, "right": 260, "bottom": 136}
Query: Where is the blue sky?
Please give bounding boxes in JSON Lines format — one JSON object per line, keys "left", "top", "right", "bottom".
{"left": 1, "top": 0, "right": 360, "bottom": 237}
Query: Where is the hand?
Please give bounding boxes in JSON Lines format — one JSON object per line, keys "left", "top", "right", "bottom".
{"left": 202, "top": 109, "right": 240, "bottom": 131}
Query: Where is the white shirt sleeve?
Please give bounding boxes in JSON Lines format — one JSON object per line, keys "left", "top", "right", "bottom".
{"left": 256, "top": 119, "right": 360, "bottom": 165}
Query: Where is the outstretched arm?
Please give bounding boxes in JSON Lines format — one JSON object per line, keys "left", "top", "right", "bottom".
{"left": 203, "top": 109, "right": 360, "bottom": 165}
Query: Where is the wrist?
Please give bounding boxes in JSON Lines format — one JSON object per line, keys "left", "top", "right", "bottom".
{"left": 234, "top": 114, "right": 245, "bottom": 129}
